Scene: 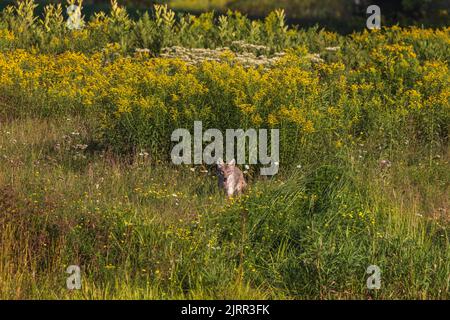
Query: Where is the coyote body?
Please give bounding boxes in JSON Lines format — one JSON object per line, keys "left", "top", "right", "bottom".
{"left": 217, "top": 159, "right": 247, "bottom": 198}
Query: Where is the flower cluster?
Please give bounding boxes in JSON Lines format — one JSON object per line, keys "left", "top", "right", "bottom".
{"left": 160, "top": 45, "right": 286, "bottom": 69}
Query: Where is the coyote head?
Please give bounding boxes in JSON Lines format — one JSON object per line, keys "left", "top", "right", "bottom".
{"left": 217, "top": 158, "right": 247, "bottom": 198}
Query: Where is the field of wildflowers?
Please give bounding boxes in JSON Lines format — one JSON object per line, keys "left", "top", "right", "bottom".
{"left": 0, "top": 1, "right": 448, "bottom": 299}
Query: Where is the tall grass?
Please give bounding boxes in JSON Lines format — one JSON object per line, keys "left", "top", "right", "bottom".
{"left": 0, "top": 116, "right": 448, "bottom": 299}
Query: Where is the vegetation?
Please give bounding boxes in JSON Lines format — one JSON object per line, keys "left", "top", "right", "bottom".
{"left": 0, "top": 1, "right": 448, "bottom": 299}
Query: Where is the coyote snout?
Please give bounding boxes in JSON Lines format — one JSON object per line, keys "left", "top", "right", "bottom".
{"left": 217, "top": 159, "right": 247, "bottom": 198}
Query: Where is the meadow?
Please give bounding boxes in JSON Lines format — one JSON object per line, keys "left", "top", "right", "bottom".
{"left": 0, "top": 1, "right": 448, "bottom": 299}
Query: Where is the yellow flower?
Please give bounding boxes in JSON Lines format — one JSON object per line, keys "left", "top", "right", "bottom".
{"left": 302, "top": 120, "right": 315, "bottom": 134}
{"left": 251, "top": 114, "right": 263, "bottom": 126}
{"left": 267, "top": 114, "right": 279, "bottom": 126}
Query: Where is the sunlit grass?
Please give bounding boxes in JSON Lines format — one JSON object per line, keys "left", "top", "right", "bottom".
{"left": 0, "top": 116, "right": 448, "bottom": 299}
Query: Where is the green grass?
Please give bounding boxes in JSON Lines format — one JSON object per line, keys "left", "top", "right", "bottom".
{"left": 0, "top": 115, "right": 448, "bottom": 299}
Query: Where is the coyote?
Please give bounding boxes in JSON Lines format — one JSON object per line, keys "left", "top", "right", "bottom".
{"left": 217, "top": 159, "right": 247, "bottom": 198}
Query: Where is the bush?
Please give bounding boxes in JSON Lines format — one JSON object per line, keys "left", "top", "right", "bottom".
{"left": 0, "top": 26, "right": 448, "bottom": 169}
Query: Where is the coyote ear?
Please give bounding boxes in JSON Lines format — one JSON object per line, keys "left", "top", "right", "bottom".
{"left": 228, "top": 159, "right": 236, "bottom": 166}
{"left": 217, "top": 158, "right": 225, "bottom": 168}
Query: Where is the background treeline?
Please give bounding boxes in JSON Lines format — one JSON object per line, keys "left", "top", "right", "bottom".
{"left": 0, "top": 0, "right": 448, "bottom": 33}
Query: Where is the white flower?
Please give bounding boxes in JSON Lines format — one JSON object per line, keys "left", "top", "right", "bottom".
{"left": 74, "top": 144, "right": 88, "bottom": 150}
{"left": 379, "top": 159, "right": 392, "bottom": 169}
{"left": 138, "top": 150, "right": 149, "bottom": 157}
